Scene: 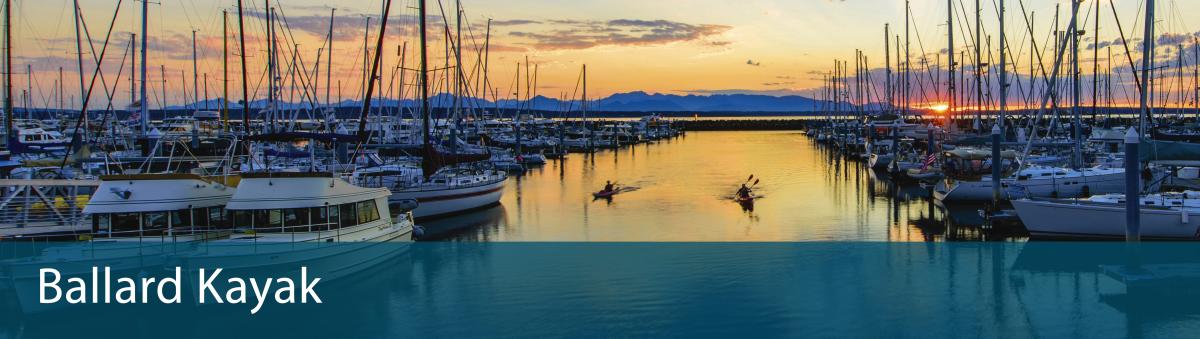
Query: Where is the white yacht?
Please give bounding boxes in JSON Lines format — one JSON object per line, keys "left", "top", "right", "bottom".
{"left": 1012, "top": 191, "right": 1200, "bottom": 239}
{"left": 360, "top": 167, "right": 508, "bottom": 219}
{"left": 935, "top": 165, "right": 1141, "bottom": 202}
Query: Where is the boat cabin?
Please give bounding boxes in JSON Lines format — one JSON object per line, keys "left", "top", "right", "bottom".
{"left": 84, "top": 174, "right": 235, "bottom": 239}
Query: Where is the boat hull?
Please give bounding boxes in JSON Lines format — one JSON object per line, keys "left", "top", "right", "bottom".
{"left": 935, "top": 170, "right": 1135, "bottom": 202}
{"left": 390, "top": 179, "right": 506, "bottom": 219}
{"left": 1012, "top": 199, "right": 1200, "bottom": 239}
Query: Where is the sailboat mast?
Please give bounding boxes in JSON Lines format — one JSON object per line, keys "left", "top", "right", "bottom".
{"left": 1138, "top": 0, "right": 1154, "bottom": 132}
{"left": 947, "top": 0, "right": 955, "bottom": 123}
{"left": 357, "top": 0, "right": 391, "bottom": 139}
{"left": 73, "top": 0, "right": 87, "bottom": 129}
{"left": 192, "top": 29, "right": 199, "bottom": 110}
{"left": 884, "top": 24, "right": 891, "bottom": 114}
{"left": 139, "top": 0, "right": 149, "bottom": 134}
{"left": 326, "top": 8, "right": 334, "bottom": 108}
{"left": 2, "top": 0, "right": 10, "bottom": 145}
{"left": 974, "top": 0, "right": 982, "bottom": 127}
{"left": 236, "top": 0, "right": 250, "bottom": 132}
{"left": 998, "top": 0, "right": 1007, "bottom": 136}
{"left": 1070, "top": 0, "right": 1081, "bottom": 167}
{"left": 419, "top": 0, "right": 430, "bottom": 148}
{"left": 222, "top": 10, "right": 229, "bottom": 128}
{"left": 903, "top": 0, "right": 910, "bottom": 118}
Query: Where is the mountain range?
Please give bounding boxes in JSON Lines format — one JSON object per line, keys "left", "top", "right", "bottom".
{"left": 170, "top": 91, "right": 855, "bottom": 114}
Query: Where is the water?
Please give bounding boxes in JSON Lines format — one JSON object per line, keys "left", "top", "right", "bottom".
{"left": 423, "top": 130, "right": 1026, "bottom": 242}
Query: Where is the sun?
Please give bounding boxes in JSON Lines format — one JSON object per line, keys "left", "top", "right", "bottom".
{"left": 928, "top": 104, "right": 949, "bottom": 113}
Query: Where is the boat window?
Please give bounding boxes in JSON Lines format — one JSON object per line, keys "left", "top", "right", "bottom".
{"left": 231, "top": 209, "right": 252, "bottom": 230}
{"left": 357, "top": 200, "right": 380, "bottom": 224}
{"left": 93, "top": 214, "right": 111, "bottom": 234}
{"left": 143, "top": 212, "right": 168, "bottom": 236}
{"left": 310, "top": 207, "right": 329, "bottom": 231}
{"left": 111, "top": 213, "right": 139, "bottom": 236}
{"left": 328, "top": 206, "right": 341, "bottom": 229}
{"left": 339, "top": 203, "right": 358, "bottom": 228}
{"left": 193, "top": 208, "right": 210, "bottom": 228}
{"left": 172, "top": 209, "right": 192, "bottom": 229}
{"left": 283, "top": 208, "right": 310, "bottom": 230}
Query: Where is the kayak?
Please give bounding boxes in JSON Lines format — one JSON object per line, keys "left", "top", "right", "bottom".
{"left": 593, "top": 190, "right": 618, "bottom": 198}
{"left": 735, "top": 195, "right": 754, "bottom": 203}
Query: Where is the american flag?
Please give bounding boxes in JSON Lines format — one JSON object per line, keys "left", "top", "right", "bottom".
{"left": 920, "top": 153, "right": 938, "bottom": 170}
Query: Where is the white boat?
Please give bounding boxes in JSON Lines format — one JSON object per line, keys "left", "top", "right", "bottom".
{"left": 935, "top": 165, "right": 1146, "bottom": 202}
{"left": 383, "top": 168, "right": 507, "bottom": 219}
{"left": 1012, "top": 191, "right": 1200, "bottom": 239}
{"left": 1, "top": 173, "right": 236, "bottom": 313}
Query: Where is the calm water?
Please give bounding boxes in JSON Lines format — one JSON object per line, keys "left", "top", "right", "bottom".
{"left": 423, "top": 131, "right": 1025, "bottom": 242}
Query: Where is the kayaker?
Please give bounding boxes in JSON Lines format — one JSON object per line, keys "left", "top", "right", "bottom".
{"left": 736, "top": 184, "right": 752, "bottom": 199}
{"left": 603, "top": 181, "right": 615, "bottom": 193}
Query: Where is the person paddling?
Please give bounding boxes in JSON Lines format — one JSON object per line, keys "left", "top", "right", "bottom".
{"left": 736, "top": 184, "right": 752, "bottom": 200}
{"left": 603, "top": 181, "right": 616, "bottom": 193}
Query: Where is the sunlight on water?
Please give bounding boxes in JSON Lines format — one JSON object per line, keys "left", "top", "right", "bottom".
{"left": 422, "top": 131, "right": 1025, "bottom": 242}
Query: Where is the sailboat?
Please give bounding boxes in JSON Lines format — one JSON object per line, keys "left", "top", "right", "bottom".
{"left": 355, "top": 0, "right": 507, "bottom": 219}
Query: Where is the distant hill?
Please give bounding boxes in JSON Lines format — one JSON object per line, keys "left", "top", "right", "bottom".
{"left": 168, "top": 91, "right": 853, "bottom": 113}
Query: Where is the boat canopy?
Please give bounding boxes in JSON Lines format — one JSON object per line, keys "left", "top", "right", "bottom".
{"left": 1140, "top": 139, "right": 1200, "bottom": 165}
{"left": 226, "top": 173, "right": 389, "bottom": 210}
{"left": 84, "top": 174, "right": 234, "bottom": 214}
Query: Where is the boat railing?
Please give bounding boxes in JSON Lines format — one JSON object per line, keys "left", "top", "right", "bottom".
{"left": 0, "top": 179, "right": 98, "bottom": 238}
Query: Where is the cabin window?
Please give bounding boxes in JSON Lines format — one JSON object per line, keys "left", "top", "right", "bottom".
{"left": 232, "top": 210, "right": 252, "bottom": 230}
{"left": 209, "top": 208, "right": 226, "bottom": 229}
{"left": 283, "top": 208, "right": 310, "bottom": 231}
{"left": 143, "top": 212, "right": 168, "bottom": 236}
{"left": 193, "top": 208, "right": 210, "bottom": 229}
{"left": 93, "top": 214, "right": 111, "bottom": 234}
{"left": 357, "top": 200, "right": 380, "bottom": 224}
{"left": 111, "top": 213, "right": 140, "bottom": 236}
{"left": 172, "top": 209, "right": 193, "bottom": 229}
{"left": 328, "top": 206, "right": 341, "bottom": 229}
{"left": 310, "top": 207, "right": 329, "bottom": 231}
{"left": 339, "top": 203, "right": 358, "bottom": 228}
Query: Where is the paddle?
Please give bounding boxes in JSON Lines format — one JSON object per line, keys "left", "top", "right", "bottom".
{"left": 744, "top": 174, "right": 755, "bottom": 184}
{"left": 750, "top": 179, "right": 761, "bottom": 188}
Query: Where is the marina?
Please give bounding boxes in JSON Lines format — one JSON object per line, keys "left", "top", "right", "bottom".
{"left": 0, "top": 0, "right": 1199, "bottom": 337}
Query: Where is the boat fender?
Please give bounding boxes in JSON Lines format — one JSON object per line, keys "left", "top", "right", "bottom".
{"left": 413, "top": 225, "right": 426, "bottom": 239}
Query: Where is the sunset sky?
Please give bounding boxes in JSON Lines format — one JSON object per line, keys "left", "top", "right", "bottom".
{"left": 6, "top": 0, "right": 1199, "bottom": 109}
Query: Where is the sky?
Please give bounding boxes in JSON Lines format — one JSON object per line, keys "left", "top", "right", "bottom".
{"left": 5, "top": 0, "right": 1200, "bottom": 110}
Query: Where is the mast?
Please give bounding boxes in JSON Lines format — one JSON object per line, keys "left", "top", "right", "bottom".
{"left": 974, "top": 0, "right": 982, "bottom": 129}
{"left": 222, "top": 10, "right": 229, "bottom": 128}
{"left": 1092, "top": 0, "right": 1100, "bottom": 119}
{"left": 1071, "top": 0, "right": 1081, "bottom": 167}
{"left": 192, "top": 29, "right": 199, "bottom": 110}
{"left": 998, "top": 0, "right": 1007, "bottom": 137}
{"left": 903, "top": 0, "right": 910, "bottom": 118}
{"left": 419, "top": 0, "right": 430, "bottom": 153}
{"left": 947, "top": 0, "right": 955, "bottom": 123}
{"left": 884, "top": 24, "right": 891, "bottom": 114}
{"left": 3, "top": 0, "right": 11, "bottom": 145}
{"left": 357, "top": 0, "right": 392, "bottom": 139}
{"left": 1138, "top": 0, "right": 1154, "bottom": 132}
{"left": 326, "top": 8, "right": 334, "bottom": 108}
{"left": 139, "top": 0, "right": 149, "bottom": 134}
{"left": 237, "top": 0, "right": 250, "bottom": 132}
{"left": 73, "top": 0, "right": 86, "bottom": 131}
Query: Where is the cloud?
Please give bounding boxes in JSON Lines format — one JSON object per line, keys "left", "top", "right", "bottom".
{"left": 492, "top": 19, "right": 540, "bottom": 27}
{"left": 504, "top": 18, "right": 731, "bottom": 50}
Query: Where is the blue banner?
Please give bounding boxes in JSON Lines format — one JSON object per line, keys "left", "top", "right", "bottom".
{"left": 1, "top": 242, "right": 1199, "bottom": 338}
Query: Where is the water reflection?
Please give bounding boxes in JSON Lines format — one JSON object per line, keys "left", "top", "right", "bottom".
{"left": 427, "top": 131, "right": 1026, "bottom": 242}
